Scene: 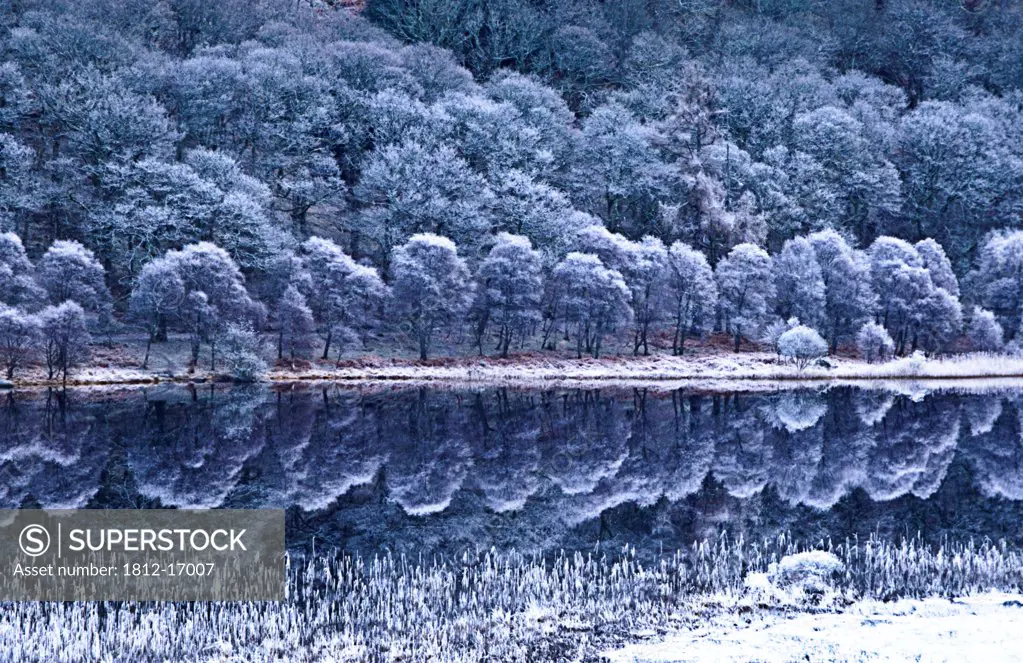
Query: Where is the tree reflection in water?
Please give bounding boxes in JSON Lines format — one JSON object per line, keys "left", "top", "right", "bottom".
{"left": 2, "top": 384, "right": 1023, "bottom": 556}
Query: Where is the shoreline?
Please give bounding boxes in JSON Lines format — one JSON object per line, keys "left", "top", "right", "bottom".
{"left": 5, "top": 351, "right": 1023, "bottom": 391}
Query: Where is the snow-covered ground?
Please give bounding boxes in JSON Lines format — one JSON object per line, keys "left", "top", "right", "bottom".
{"left": 9, "top": 349, "right": 1023, "bottom": 392}
{"left": 606, "top": 592, "right": 1023, "bottom": 663}
{"left": 295, "top": 351, "right": 1023, "bottom": 384}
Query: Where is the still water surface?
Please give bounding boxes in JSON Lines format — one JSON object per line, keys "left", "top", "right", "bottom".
{"left": 2, "top": 384, "right": 1022, "bottom": 556}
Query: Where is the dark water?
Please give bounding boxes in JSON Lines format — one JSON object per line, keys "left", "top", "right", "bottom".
{"left": 2, "top": 384, "right": 1022, "bottom": 557}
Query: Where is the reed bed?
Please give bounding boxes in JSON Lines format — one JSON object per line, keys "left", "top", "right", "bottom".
{"left": 1, "top": 534, "right": 1020, "bottom": 662}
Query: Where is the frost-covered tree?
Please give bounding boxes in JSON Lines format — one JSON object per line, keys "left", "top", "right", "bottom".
{"left": 88, "top": 154, "right": 286, "bottom": 284}
{"left": 0, "top": 232, "right": 45, "bottom": 310}
{"left": 916, "top": 238, "right": 959, "bottom": 297}
{"left": 484, "top": 70, "right": 576, "bottom": 178}
{"left": 470, "top": 233, "right": 543, "bottom": 358}
{"left": 390, "top": 234, "right": 474, "bottom": 360}
{"left": 436, "top": 91, "right": 556, "bottom": 178}
{"left": 773, "top": 236, "right": 826, "bottom": 330}
{"left": 627, "top": 237, "right": 669, "bottom": 355}
{"left": 0, "top": 305, "right": 39, "bottom": 379}
{"left": 857, "top": 322, "right": 894, "bottom": 363}
{"left": 572, "top": 102, "right": 669, "bottom": 236}
{"left": 808, "top": 230, "right": 876, "bottom": 352}
{"left": 39, "top": 301, "right": 90, "bottom": 386}
{"left": 762, "top": 316, "right": 799, "bottom": 352}
{"left": 353, "top": 141, "right": 494, "bottom": 265}
{"left": 869, "top": 236, "right": 962, "bottom": 354}
{"left": 777, "top": 325, "right": 828, "bottom": 370}
{"left": 572, "top": 225, "right": 634, "bottom": 272}
{"left": 179, "top": 149, "right": 287, "bottom": 268}
{"left": 664, "top": 242, "right": 717, "bottom": 355}
{"left": 36, "top": 240, "right": 112, "bottom": 324}
{"left": 128, "top": 259, "right": 185, "bottom": 368}
{"left": 966, "top": 307, "right": 1004, "bottom": 353}
{"left": 0, "top": 133, "right": 37, "bottom": 225}
{"left": 716, "top": 243, "right": 776, "bottom": 350}
{"left": 897, "top": 101, "right": 1022, "bottom": 255}
{"left": 916, "top": 287, "right": 963, "bottom": 354}
{"left": 964, "top": 230, "right": 1023, "bottom": 340}
{"left": 791, "top": 105, "right": 901, "bottom": 241}
{"left": 173, "top": 243, "right": 265, "bottom": 370}
{"left": 57, "top": 72, "right": 179, "bottom": 173}
{"left": 297, "top": 237, "right": 388, "bottom": 360}
{"left": 489, "top": 171, "right": 588, "bottom": 259}
{"left": 277, "top": 285, "right": 317, "bottom": 361}
{"left": 572, "top": 226, "right": 669, "bottom": 355}
{"left": 132, "top": 243, "right": 263, "bottom": 370}
{"left": 548, "top": 252, "right": 633, "bottom": 358}
{"left": 869, "top": 236, "right": 925, "bottom": 350}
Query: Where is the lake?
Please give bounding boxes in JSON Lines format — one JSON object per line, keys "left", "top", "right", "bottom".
{"left": 3, "top": 383, "right": 1022, "bottom": 558}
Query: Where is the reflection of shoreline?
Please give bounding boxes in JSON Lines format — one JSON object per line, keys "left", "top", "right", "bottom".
{"left": 7, "top": 352, "right": 1023, "bottom": 392}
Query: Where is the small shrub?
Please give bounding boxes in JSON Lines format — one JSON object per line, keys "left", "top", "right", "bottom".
{"left": 856, "top": 322, "right": 894, "bottom": 363}
{"left": 772, "top": 551, "right": 845, "bottom": 589}
{"left": 762, "top": 316, "right": 798, "bottom": 352}
{"left": 777, "top": 324, "right": 827, "bottom": 370}
{"left": 219, "top": 323, "right": 267, "bottom": 381}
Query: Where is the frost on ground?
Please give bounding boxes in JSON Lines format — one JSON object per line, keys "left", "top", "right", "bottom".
{"left": 13, "top": 347, "right": 1023, "bottom": 391}
{"left": 2, "top": 538, "right": 1022, "bottom": 663}
{"left": 607, "top": 550, "right": 1023, "bottom": 663}
{"left": 605, "top": 592, "right": 1023, "bottom": 663}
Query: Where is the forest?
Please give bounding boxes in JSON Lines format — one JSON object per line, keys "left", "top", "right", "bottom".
{"left": 0, "top": 0, "right": 1021, "bottom": 380}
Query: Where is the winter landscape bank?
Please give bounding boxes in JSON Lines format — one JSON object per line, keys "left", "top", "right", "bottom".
{"left": 7, "top": 346, "right": 1023, "bottom": 390}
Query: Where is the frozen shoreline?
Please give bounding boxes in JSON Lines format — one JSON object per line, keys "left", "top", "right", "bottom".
{"left": 605, "top": 592, "right": 1023, "bottom": 663}
{"left": 7, "top": 350, "right": 1023, "bottom": 391}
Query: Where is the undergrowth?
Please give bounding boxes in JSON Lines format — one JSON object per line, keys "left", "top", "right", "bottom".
{"left": 1, "top": 534, "right": 1019, "bottom": 662}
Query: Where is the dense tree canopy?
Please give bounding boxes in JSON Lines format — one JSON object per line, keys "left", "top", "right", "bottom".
{"left": 0, "top": 0, "right": 1019, "bottom": 376}
{"left": 0, "top": 0, "right": 1019, "bottom": 280}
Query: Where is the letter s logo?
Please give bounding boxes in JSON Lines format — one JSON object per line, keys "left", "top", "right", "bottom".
{"left": 19, "top": 525, "right": 50, "bottom": 557}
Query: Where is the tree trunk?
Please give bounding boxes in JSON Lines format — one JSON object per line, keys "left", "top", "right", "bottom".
{"left": 500, "top": 328, "right": 511, "bottom": 358}
{"left": 675, "top": 325, "right": 686, "bottom": 356}
{"left": 142, "top": 333, "right": 153, "bottom": 370}
{"left": 322, "top": 330, "right": 332, "bottom": 360}
{"left": 155, "top": 315, "right": 168, "bottom": 343}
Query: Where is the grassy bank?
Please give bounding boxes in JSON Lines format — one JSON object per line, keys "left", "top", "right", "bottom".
{"left": 6, "top": 336, "right": 1023, "bottom": 391}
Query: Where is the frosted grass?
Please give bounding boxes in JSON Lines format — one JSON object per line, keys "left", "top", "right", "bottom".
{"left": 0, "top": 534, "right": 1020, "bottom": 663}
